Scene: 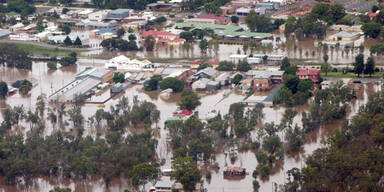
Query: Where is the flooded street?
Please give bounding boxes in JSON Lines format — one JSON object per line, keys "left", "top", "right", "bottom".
{"left": 0, "top": 58, "right": 382, "bottom": 192}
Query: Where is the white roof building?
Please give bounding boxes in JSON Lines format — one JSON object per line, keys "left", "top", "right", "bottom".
{"left": 88, "top": 10, "right": 109, "bottom": 21}
{"left": 105, "top": 55, "right": 154, "bottom": 71}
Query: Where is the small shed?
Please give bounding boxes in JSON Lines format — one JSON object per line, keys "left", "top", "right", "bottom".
{"left": 110, "top": 83, "right": 124, "bottom": 93}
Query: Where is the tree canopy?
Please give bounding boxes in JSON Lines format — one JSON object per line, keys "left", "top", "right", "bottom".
{"left": 0, "top": 81, "right": 8, "bottom": 98}
{"left": 177, "top": 89, "right": 201, "bottom": 111}
{"left": 159, "top": 77, "right": 184, "bottom": 92}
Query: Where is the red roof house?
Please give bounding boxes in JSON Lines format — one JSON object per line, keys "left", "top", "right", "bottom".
{"left": 173, "top": 110, "right": 193, "bottom": 117}
{"left": 141, "top": 30, "right": 185, "bottom": 45}
{"left": 296, "top": 68, "right": 321, "bottom": 83}
{"left": 369, "top": 12, "right": 378, "bottom": 20}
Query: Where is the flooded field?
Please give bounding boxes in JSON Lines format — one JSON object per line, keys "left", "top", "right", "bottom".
{"left": 0, "top": 61, "right": 382, "bottom": 192}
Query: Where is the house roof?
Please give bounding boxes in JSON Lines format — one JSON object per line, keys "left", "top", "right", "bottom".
{"left": 108, "top": 9, "right": 130, "bottom": 14}
{"left": 195, "top": 67, "right": 217, "bottom": 77}
{"left": 334, "top": 31, "right": 359, "bottom": 38}
{"left": 296, "top": 68, "right": 320, "bottom": 76}
{"left": 155, "top": 179, "right": 173, "bottom": 188}
{"left": 224, "top": 167, "right": 245, "bottom": 172}
{"left": 215, "top": 72, "right": 230, "bottom": 81}
{"left": 246, "top": 70, "right": 284, "bottom": 79}
{"left": 176, "top": 23, "right": 272, "bottom": 39}
{"left": 77, "top": 67, "right": 111, "bottom": 79}
{"left": 196, "top": 14, "right": 230, "bottom": 23}
{"left": 0, "top": 29, "right": 11, "bottom": 38}
{"left": 369, "top": 12, "right": 378, "bottom": 17}
{"left": 142, "top": 30, "right": 176, "bottom": 38}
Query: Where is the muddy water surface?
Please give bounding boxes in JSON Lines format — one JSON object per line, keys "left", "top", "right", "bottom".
{"left": 0, "top": 61, "right": 381, "bottom": 192}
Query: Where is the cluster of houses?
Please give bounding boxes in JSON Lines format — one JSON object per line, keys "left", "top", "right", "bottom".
{"left": 0, "top": 0, "right": 282, "bottom": 49}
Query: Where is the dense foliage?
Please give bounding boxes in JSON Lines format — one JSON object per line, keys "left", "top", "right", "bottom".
{"left": 19, "top": 79, "right": 32, "bottom": 96}
{"left": 0, "top": 44, "right": 32, "bottom": 70}
{"left": 246, "top": 12, "right": 284, "bottom": 32}
{"left": 144, "top": 75, "right": 162, "bottom": 91}
{"left": 100, "top": 38, "right": 138, "bottom": 51}
{"left": 60, "top": 52, "right": 77, "bottom": 67}
{"left": 113, "top": 72, "right": 125, "bottom": 83}
{"left": 177, "top": 89, "right": 201, "bottom": 111}
{"left": 159, "top": 77, "right": 184, "bottom": 92}
{"left": 216, "top": 61, "right": 235, "bottom": 71}
{"left": 281, "top": 89, "right": 384, "bottom": 191}
{"left": 0, "top": 96, "right": 160, "bottom": 187}
{"left": 0, "top": 81, "right": 8, "bottom": 98}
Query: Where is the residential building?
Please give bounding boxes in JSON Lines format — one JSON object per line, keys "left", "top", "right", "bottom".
{"left": 324, "top": 30, "right": 361, "bottom": 47}
{"left": 223, "top": 167, "right": 246, "bottom": 176}
{"left": 149, "top": 179, "right": 174, "bottom": 192}
{"left": 192, "top": 67, "right": 218, "bottom": 80}
{"left": 10, "top": 33, "right": 39, "bottom": 41}
{"left": 0, "top": 29, "right": 12, "bottom": 38}
{"left": 262, "top": 0, "right": 288, "bottom": 5}
{"left": 78, "top": 9, "right": 94, "bottom": 18}
{"left": 192, "top": 78, "right": 219, "bottom": 91}
{"left": 296, "top": 68, "right": 321, "bottom": 83}
{"left": 10, "top": 23, "right": 24, "bottom": 32}
{"left": 47, "top": 31, "right": 90, "bottom": 45}
{"left": 229, "top": 0, "right": 255, "bottom": 7}
{"left": 141, "top": 30, "right": 185, "bottom": 46}
{"left": 220, "top": 6, "right": 236, "bottom": 16}
{"left": 161, "top": 68, "right": 192, "bottom": 81}
{"left": 122, "top": 19, "right": 146, "bottom": 30}
{"left": 229, "top": 54, "right": 247, "bottom": 64}
{"left": 195, "top": 14, "right": 230, "bottom": 24}
{"left": 215, "top": 72, "right": 230, "bottom": 86}
{"left": 236, "top": 8, "right": 266, "bottom": 16}
{"left": 106, "top": 9, "right": 130, "bottom": 21}
{"left": 88, "top": 10, "right": 109, "bottom": 21}
{"left": 186, "top": 18, "right": 216, "bottom": 24}
{"left": 244, "top": 70, "right": 285, "bottom": 91}
{"left": 176, "top": 23, "right": 272, "bottom": 42}
{"left": 190, "top": 60, "right": 219, "bottom": 69}
{"left": 105, "top": 55, "right": 154, "bottom": 71}
{"left": 255, "top": 3, "right": 275, "bottom": 10}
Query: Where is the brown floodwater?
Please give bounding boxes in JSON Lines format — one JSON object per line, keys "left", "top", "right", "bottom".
{"left": 83, "top": 32, "right": 384, "bottom": 66}
{"left": 0, "top": 60, "right": 382, "bottom": 192}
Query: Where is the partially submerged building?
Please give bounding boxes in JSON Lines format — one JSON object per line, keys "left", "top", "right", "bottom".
{"left": 223, "top": 167, "right": 246, "bottom": 176}
{"left": 296, "top": 68, "right": 321, "bottom": 83}
{"left": 49, "top": 67, "right": 113, "bottom": 102}
{"left": 176, "top": 23, "right": 272, "bottom": 42}
{"left": 324, "top": 30, "right": 362, "bottom": 47}
{"left": 105, "top": 55, "right": 154, "bottom": 71}
{"left": 244, "top": 70, "right": 284, "bottom": 91}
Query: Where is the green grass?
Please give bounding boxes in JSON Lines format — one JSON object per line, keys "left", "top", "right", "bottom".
{"left": 0, "top": 42, "right": 83, "bottom": 57}
{"left": 322, "top": 72, "right": 384, "bottom": 78}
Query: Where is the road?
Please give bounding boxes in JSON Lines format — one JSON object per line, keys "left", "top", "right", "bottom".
{"left": 0, "top": 39, "right": 101, "bottom": 51}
